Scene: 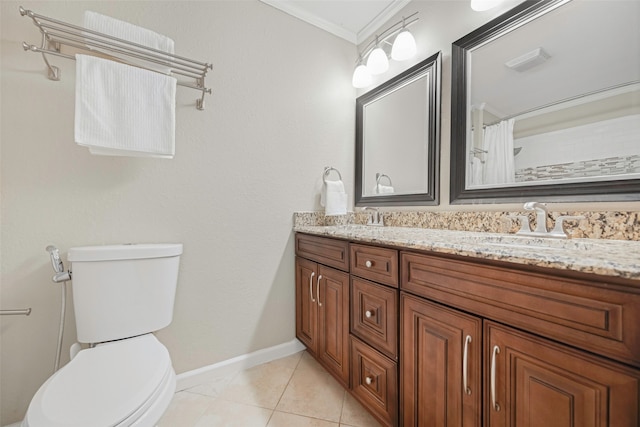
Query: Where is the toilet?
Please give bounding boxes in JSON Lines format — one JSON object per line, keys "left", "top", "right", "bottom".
{"left": 21, "top": 243, "right": 183, "bottom": 427}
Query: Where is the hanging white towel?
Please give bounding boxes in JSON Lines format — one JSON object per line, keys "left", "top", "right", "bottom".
{"left": 374, "top": 184, "right": 395, "bottom": 194}
{"left": 74, "top": 54, "right": 177, "bottom": 158}
{"left": 321, "top": 180, "right": 348, "bottom": 216}
{"left": 83, "top": 11, "right": 175, "bottom": 74}
{"left": 470, "top": 157, "right": 484, "bottom": 186}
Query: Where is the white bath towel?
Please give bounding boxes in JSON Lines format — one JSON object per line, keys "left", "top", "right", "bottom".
{"left": 83, "top": 11, "right": 175, "bottom": 75}
{"left": 74, "top": 54, "right": 177, "bottom": 158}
{"left": 321, "top": 180, "right": 348, "bottom": 216}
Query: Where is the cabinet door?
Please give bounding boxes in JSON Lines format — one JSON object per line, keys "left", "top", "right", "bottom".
{"left": 295, "top": 257, "right": 318, "bottom": 354}
{"left": 401, "top": 294, "right": 482, "bottom": 427}
{"left": 486, "top": 322, "right": 640, "bottom": 427}
{"left": 317, "top": 264, "right": 351, "bottom": 387}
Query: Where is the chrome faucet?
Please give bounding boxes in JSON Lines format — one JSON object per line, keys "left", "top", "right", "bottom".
{"left": 515, "top": 202, "right": 584, "bottom": 239}
{"left": 362, "top": 207, "right": 384, "bottom": 226}
{"left": 524, "top": 201, "right": 549, "bottom": 234}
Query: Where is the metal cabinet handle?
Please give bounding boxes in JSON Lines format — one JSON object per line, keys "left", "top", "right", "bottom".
{"left": 316, "top": 275, "right": 323, "bottom": 307}
{"left": 365, "top": 309, "right": 375, "bottom": 318}
{"left": 365, "top": 260, "right": 373, "bottom": 268}
{"left": 365, "top": 376, "right": 373, "bottom": 385}
{"left": 491, "top": 345, "right": 501, "bottom": 412}
{"left": 463, "top": 335, "right": 472, "bottom": 395}
{"left": 309, "top": 272, "right": 316, "bottom": 302}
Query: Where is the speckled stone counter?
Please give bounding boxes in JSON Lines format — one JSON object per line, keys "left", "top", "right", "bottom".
{"left": 293, "top": 224, "right": 640, "bottom": 281}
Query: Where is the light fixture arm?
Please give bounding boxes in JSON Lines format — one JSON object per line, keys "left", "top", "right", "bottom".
{"left": 356, "top": 12, "right": 419, "bottom": 64}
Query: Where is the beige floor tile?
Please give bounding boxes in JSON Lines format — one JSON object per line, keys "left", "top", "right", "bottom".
{"left": 267, "top": 411, "right": 340, "bottom": 427}
{"left": 157, "top": 391, "right": 214, "bottom": 427}
{"left": 184, "top": 370, "right": 238, "bottom": 398}
{"left": 275, "top": 359, "right": 345, "bottom": 422}
{"left": 193, "top": 399, "right": 272, "bottom": 427}
{"left": 216, "top": 355, "right": 298, "bottom": 409}
{"left": 339, "top": 393, "right": 383, "bottom": 427}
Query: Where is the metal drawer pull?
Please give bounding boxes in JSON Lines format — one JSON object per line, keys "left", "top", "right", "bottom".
{"left": 365, "top": 309, "right": 375, "bottom": 318}
{"left": 365, "top": 260, "right": 373, "bottom": 268}
{"left": 365, "top": 376, "right": 374, "bottom": 385}
{"left": 463, "top": 335, "right": 472, "bottom": 395}
{"left": 309, "top": 272, "right": 316, "bottom": 302}
{"left": 491, "top": 345, "right": 500, "bottom": 412}
{"left": 316, "top": 275, "right": 323, "bottom": 307}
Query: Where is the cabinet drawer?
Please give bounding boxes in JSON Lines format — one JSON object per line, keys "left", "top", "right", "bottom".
{"left": 296, "top": 233, "right": 349, "bottom": 271}
{"left": 350, "top": 336, "right": 398, "bottom": 427}
{"left": 351, "top": 277, "right": 398, "bottom": 360}
{"left": 351, "top": 244, "right": 398, "bottom": 287}
{"left": 401, "top": 251, "right": 640, "bottom": 367}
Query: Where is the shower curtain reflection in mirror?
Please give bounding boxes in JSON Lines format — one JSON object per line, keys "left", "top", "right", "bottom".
{"left": 468, "top": 118, "right": 515, "bottom": 187}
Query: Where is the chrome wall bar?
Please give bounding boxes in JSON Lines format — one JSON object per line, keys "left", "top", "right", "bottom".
{"left": 19, "top": 6, "right": 212, "bottom": 110}
{"left": 0, "top": 308, "right": 32, "bottom": 316}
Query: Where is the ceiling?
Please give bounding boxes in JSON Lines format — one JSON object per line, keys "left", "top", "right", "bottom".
{"left": 259, "top": 0, "right": 411, "bottom": 44}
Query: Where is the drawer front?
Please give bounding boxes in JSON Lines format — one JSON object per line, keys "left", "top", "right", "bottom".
{"left": 350, "top": 336, "right": 398, "bottom": 427}
{"left": 401, "top": 251, "right": 640, "bottom": 367}
{"left": 351, "top": 277, "right": 398, "bottom": 360}
{"left": 351, "top": 244, "right": 399, "bottom": 287}
{"left": 295, "top": 233, "right": 349, "bottom": 271}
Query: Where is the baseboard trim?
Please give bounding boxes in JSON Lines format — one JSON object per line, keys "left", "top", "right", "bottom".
{"left": 175, "top": 338, "right": 306, "bottom": 391}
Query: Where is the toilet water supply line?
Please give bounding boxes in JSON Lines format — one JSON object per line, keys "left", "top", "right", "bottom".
{"left": 46, "top": 245, "right": 71, "bottom": 373}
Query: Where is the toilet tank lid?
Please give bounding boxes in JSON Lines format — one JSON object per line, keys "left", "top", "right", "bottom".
{"left": 68, "top": 243, "right": 183, "bottom": 262}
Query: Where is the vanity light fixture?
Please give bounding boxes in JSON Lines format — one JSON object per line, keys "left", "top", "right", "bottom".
{"left": 352, "top": 56, "right": 373, "bottom": 88}
{"left": 352, "top": 12, "right": 418, "bottom": 88}
{"left": 367, "top": 37, "right": 389, "bottom": 75}
{"left": 391, "top": 18, "right": 417, "bottom": 61}
{"left": 470, "top": 0, "right": 503, "bottom": 12}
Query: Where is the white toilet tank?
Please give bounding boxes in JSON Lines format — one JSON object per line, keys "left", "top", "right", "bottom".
{"left": 67, "top": 243, "right": 183, "bottom": 344}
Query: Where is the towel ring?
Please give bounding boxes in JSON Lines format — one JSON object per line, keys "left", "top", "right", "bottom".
{"left": 376, "top": 173, "right": 393, "bottom": 186}
{"left": 323, "top": 166, "right": 342, "bottom": 183}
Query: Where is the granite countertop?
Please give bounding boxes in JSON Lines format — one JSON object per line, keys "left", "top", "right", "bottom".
{"left": 294, "top": 225, "right": 640, "bottom": 281}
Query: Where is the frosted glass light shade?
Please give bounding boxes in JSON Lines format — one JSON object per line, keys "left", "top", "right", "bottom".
{"left": 470, "top": 0, "right": 502, "bottom": 11}
{"left": 366, "top": 47, "right": 389, "bottom": 75}
{"left": 391, "top": 30, "right": 417, "bottom": 61}
{"left": 352, "top": 64, "right": 372, "bottom": 88}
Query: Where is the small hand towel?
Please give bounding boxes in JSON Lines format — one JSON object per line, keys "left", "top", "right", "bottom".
{"left": 374, "top": 184, "right": 395, "bottom": 194}
{"left": 322, "top": 180, "right": 348, "bottom": 216}
{"left": 74, "top": 54, "right": 177, "bottom": 158}
{"left": 83, "top": 11, "right": 175, "bottom": 74}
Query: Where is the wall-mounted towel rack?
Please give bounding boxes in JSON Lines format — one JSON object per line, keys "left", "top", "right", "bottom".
{"left": 19, "top": 6, "right": 212, "bottom": 110}
{"left": 376, "top": 173, "right": 392, "bottom": 186}
{"left": 323, "top": 166, "right": 342, "bottom": 182}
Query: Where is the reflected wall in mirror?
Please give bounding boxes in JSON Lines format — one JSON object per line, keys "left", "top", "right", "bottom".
{"left": 450, "top": 0, "right": 640, "bottom": 204}
{"left": 356, "top": 51, "right": 441, "bottom": 206}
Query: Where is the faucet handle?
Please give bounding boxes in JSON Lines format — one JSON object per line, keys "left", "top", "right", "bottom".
{"left": 510, "top": 215, "right": 533, "bottom": 234}
{"left": 549, "top": 215, "right": 585, "bottom": 238}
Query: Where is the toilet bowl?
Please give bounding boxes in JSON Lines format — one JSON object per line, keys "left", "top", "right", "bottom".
{"left": 22, "top": 334, "right": 175, "bottom": 427}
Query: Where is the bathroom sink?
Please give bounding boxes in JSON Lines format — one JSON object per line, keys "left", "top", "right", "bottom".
{"left": 469, "top": 234, "right": 604, "bottom": 252}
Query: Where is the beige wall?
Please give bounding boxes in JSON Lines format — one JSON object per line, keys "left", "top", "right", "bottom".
{"left": 0, "top": 1, "right": 354, "bottom": 424}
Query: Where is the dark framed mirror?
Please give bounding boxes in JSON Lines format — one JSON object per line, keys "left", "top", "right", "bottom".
{"left": 355, "top": 51, "right": 441, "bottom": 207}
{"left": 450, "top": 0, "right": 640, "bottom": 204}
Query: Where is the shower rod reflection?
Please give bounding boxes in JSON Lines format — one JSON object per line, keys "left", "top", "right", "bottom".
{"left": 0, "top": 308, "right": 32, "bottom": 316}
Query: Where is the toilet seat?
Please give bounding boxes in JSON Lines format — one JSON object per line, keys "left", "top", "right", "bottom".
{"left": 23, "top": 334, "right": 174, "bottom": 427}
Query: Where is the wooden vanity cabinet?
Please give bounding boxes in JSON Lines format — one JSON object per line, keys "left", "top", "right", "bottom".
{"left": 401, "top": 250, "right": 640, "bottom": 427}
{"left": 349, "top": 243, "right": 400, "bottom": 427}
{"left": 486, "top": 321, "right": 640, "bottom": 427}
{"left": 295, "top": 234, "right": 350, "bottom": 387}
{"left": 401, "top": 294, "right": 482, "bottom": 427}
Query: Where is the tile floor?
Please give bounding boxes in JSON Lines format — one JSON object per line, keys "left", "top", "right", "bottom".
{"left": 158, "top": 351, "right": 383, "bottom": 427}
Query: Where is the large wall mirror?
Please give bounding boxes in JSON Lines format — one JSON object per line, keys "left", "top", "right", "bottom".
{"left": 355, "top": 52, "right": 441, "bottom": 206}
{"left": 450, "top": 0, "right": 640, "bottom": 204}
